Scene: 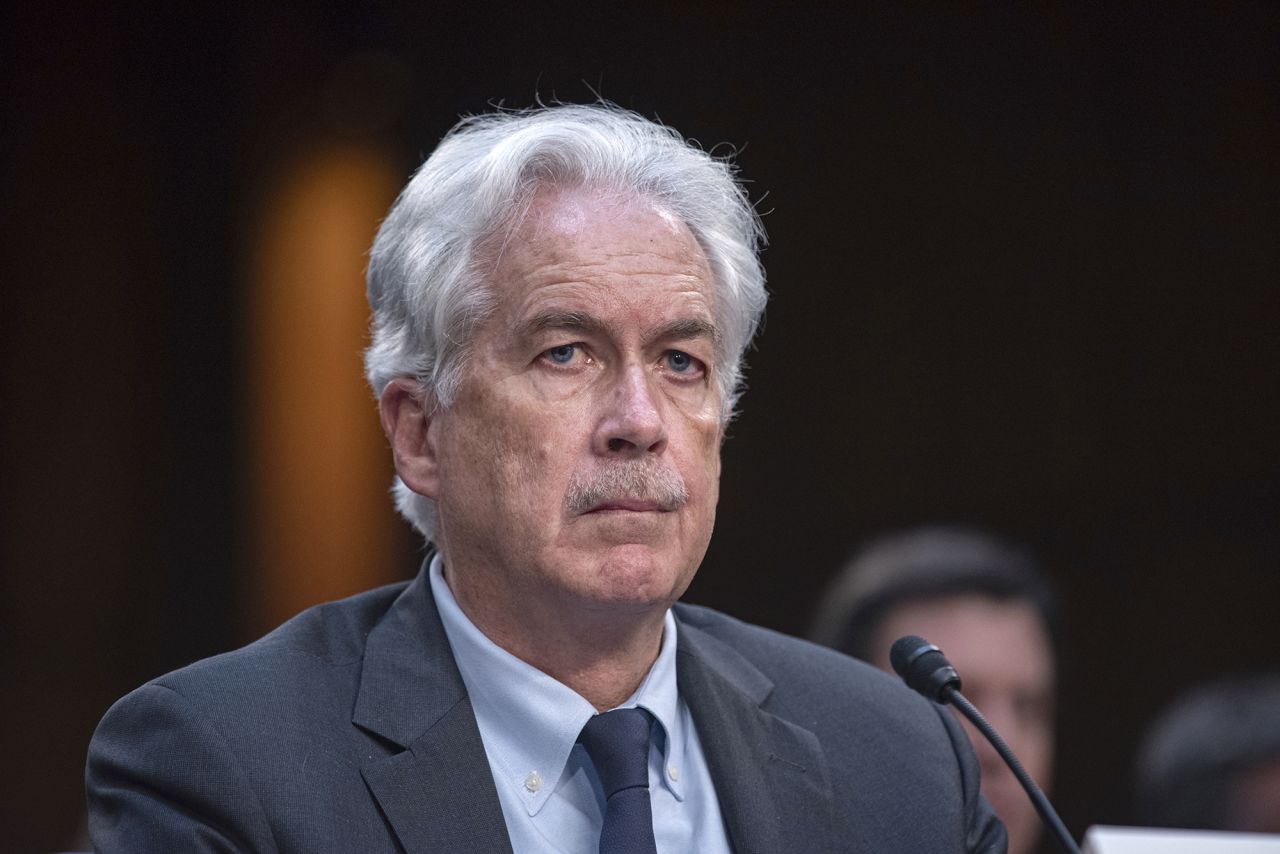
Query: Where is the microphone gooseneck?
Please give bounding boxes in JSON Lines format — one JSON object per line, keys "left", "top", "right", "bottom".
{"left": 890, "top": 635, "right": 1082, "bottom": 854}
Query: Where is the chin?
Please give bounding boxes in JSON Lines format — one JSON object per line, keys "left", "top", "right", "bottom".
{"left": 580, "top": 544, "right": 692, "bottom": 607}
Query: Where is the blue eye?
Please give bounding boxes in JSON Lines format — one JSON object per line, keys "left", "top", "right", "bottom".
{"left": 547, "top": 344, "right": 576, "bottom": 364}
{"left": 666, "top": 350, "right": 694, "bottom": 372}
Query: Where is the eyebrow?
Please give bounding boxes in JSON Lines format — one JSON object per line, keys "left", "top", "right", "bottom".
{"left": 650, "top": 317, "right": 721, "bottom": 349}
{"left": 519, "top": 311, "right": 606, "bottom": 339}
{"left": 517, "top": 311, "right": 720, "bottom": 348}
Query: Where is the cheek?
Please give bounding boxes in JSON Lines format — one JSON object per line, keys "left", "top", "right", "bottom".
{"left": 689, "top": 417, "right": 723, "bottom": 483}
{"left": 457, "top": 392, "right": 580, "bottom": 496}
{"left": 674, "top": 419, "right": 722, "bottom": 531}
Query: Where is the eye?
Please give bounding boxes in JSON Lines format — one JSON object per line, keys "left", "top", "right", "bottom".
{"left": 545, "top": 344, "right": 577, "bottom": 364}
{"left": 665, "top": 350, "right": 695, "bottom": 373}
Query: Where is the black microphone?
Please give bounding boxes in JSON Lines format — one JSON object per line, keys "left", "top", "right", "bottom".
{"left": 890, "top": 635, "right": 1081, "bottom": 854}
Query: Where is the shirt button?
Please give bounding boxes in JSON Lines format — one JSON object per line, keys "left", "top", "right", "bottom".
{"left": 523, "top": 771, "right": 542, "bottom": 793}
{"left": 667, "top": 764, "right": 679, "bottom": 782}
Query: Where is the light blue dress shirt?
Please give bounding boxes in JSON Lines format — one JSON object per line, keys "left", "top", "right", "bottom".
{"left": 429, "top": 556, "right": 733, "bottom": 854}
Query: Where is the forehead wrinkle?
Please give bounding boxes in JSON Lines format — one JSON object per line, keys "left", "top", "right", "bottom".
{"left": 526, "top": 251, "right": 708, "bottom": 284}
{"left": 516, "top": 204, "right": 709, "bottom": 280}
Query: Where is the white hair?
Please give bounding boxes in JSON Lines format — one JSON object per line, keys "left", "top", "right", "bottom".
{"left": 364, "top": 103, "right": 768, "bottom": 540}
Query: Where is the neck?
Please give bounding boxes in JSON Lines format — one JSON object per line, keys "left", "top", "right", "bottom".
{"left": 442, "top": 563, "right": 668, "bottom": 711}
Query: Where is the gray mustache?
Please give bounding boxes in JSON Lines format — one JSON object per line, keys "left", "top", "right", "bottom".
{"left": 565, "top": 462, "right": 689, "bottom": 515}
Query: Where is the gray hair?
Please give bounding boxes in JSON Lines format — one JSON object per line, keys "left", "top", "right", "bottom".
{"left": 364, "top": 103, "right": 768, "bottom": 540}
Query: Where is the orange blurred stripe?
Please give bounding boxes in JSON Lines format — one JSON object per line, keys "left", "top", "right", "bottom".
{"left": 245, "top": 144, "right": 403, "bottom": 638}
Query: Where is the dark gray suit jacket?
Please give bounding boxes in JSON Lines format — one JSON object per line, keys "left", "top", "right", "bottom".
{"left": 86, "top": 567, "right": 1006, "bottom": 853}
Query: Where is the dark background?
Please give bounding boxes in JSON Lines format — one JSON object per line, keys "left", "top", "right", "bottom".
{"left": 4, "top": 4, "right": 1278, "bottom": 851}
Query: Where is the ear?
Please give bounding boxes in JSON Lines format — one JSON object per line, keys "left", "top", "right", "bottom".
{"left": 379, "top": 377, "right": 441, "bottom": 499}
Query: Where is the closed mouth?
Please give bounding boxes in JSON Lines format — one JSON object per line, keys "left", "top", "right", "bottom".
{"left": 586, "top": 498, "right": 669, "bottom": 513}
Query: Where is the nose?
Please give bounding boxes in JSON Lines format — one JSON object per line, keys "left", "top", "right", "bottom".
{"left": 593, "top": 365, "right": 668, "bottom": 457}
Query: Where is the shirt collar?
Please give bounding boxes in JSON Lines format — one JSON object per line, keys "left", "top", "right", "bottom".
{"left": 428, "top": 555, "right": 687, "bottom": 814}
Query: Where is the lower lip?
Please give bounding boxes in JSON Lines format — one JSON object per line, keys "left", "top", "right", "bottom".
{"left": 587, "top": 506, "right": 668, "bottom": 515}
{"left": 592, "top": 508, "right": 658, "bottom": 514}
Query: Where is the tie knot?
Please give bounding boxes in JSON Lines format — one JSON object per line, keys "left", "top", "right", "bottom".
{"left": 579, "top": 708, "right": 653, "bottom": 798}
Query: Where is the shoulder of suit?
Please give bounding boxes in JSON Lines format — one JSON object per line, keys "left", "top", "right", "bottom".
{"left": 672, "top": 601, "right": 938, "bottom": 722}
{"left": 147, "top": 579, "right": 415, "bottom": 699}
{"left": 673, "top": 599, "right": 882, "bottom": 676}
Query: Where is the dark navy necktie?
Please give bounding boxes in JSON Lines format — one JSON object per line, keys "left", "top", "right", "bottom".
{"left": 579, "top": 708, "right": 659, "bottom": 854}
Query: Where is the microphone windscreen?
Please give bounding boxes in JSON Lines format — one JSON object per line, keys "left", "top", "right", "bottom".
{"left": 890, "top": 635, "right": 961, "bottom": 702}
{"left": 889, "top": 634, "right": 930, "bottom": 679}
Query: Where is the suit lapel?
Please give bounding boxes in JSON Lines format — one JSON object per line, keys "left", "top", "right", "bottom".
{"left": 676, "top": 617, "right": 836, "bottom": 854}
{"left": 346, "top": 567, "right": 834, "bottom": 853}
{"left": 352, "top": 563, "right": 513, "bottom": 854}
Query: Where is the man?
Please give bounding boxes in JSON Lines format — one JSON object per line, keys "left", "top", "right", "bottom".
{"left": 1135, "top": 673, "right": 1280, "bottom": 834}
{"left": 88, "top": 105, "right": 1006, "bottom": 853}
{"left": 810, "top": 526, "right": 1058, "bottom": 854}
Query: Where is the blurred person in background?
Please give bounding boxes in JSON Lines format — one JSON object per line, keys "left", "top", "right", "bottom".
{"left": 1135, "top": 673, "right": 1280, "bottom": 834}
{"left": 811, "top": 526, "right": 1060, "bottom": 854}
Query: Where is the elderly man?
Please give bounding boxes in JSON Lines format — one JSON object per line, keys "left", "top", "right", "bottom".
{"left": 87, "top": 105, "right": 1006, "bottom": 853}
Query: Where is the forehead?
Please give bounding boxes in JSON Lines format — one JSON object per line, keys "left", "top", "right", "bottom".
{"left": 876, "top": 594, "right": 1055, "bottom": 682}
{"left": 516, "top": 185, "right": 694, "bottom": 252}
{"left": 488, "top": 186, "right": 716, "bottom": 320}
